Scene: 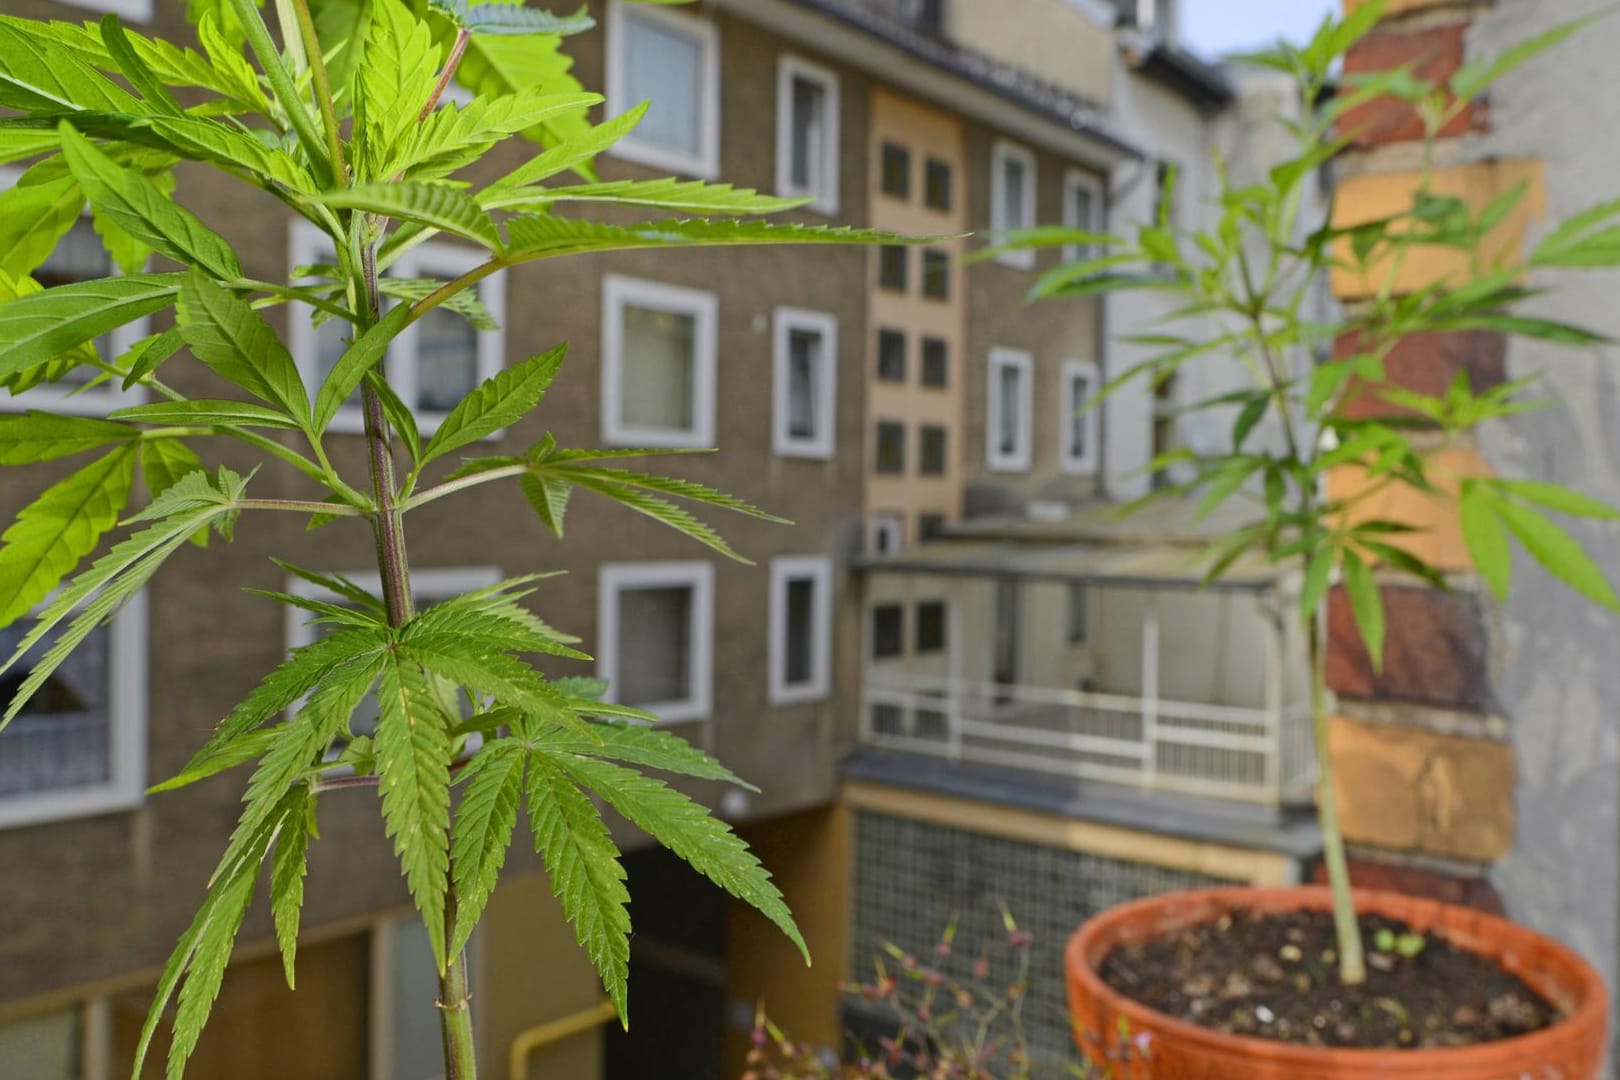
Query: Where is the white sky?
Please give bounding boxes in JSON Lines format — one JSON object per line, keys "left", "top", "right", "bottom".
{"left": 1180, "top": 0, "right": 1340, "bottom": 57}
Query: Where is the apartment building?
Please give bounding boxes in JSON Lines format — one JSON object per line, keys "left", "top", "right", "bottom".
{"left": 0, "top": 1, "right": 1183, "bottom": 1078}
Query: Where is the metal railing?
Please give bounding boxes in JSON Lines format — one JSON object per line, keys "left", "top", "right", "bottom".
{"left": 861, "top": 673, "right": 1314, "bottom": 806}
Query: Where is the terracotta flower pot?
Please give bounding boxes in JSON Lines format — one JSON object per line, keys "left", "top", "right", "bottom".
{"left": 1065, "top": 886, "right": 1607, "bottom": 1080}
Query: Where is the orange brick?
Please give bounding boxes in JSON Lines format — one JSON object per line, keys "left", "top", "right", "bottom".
{"left": 1329, "top": 716, "right": 1514, "bottom": 862}
{"left": 1327, "top": 443, "right": 1494, "bottom": 573}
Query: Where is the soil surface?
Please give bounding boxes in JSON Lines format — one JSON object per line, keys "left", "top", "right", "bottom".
{"left": 1099, "top": 909, "right": 1559, "bottom": 1049}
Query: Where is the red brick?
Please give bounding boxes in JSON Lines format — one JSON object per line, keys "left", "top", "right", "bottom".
{"left": 1310, "top": 857, "right": 1505, "bottom": 915}
{"left": 1340, "top": 23, "right": 1488, "bottom": 147}
{"left": 1326, "top": 584, "right": 1493, "bottom": 711}
{"left": 1336, "top": 330, "right": 1507, "bottom": 421}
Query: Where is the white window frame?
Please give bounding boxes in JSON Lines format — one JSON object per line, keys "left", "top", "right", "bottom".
{"left": 987, "top": 347, "right": 1034, "bottom": 472}
{"left": 597, "top": 561, "right": 715, "bottom": 725}
{"left": 601, "top": 274, "right": 718, "bottom": 448}
{"left": 990, "top": 140, "right": 1037, "bottom": 270}
{"left": 605, "top": 0, "right": 722, "bottom": 179}
{"left": 1060, "top": 359, "right": 1102, "bottom": 475}
{"left": 58, "top": 0, "right": 151, "bottom": 19}
{"left": 768, "top": 556, "right": 833, "bottom": 705}
{"left": 869, "top": 514, "right": 903, "bottom": 555}
{"left": 370, "top": 912, "right": 484, "bottom": 1080}
{"left": 1062, "top": 168, "right": 1106, "bottom": 264}
{"left": 0, "top": 167, "right": 149, "bottom": 416}
{"left": 289, "top": 223, "right": 506, "bottom": 436}
{"left": 0, "top": 591, "right": 148, "bottom": 831}
{"left": 775, "top": 54, "right": 841, "bottom": 215}
{"left": 772, "top": 307, "right": 838, "bottom": 460}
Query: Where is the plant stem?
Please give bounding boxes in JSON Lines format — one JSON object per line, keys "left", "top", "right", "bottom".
{"left": 439, "top": 899, "right": 478, "bottom": 1080}
{"left": 1307, "top": 609, "right": 1366, "bottom": 985}
{"left": 421, "top": 30, "right": 472, "bottom": 123}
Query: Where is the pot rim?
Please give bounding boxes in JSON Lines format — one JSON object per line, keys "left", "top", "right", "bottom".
{"left": 1066, "top": 885, "right": 1608, "bottom": 1066}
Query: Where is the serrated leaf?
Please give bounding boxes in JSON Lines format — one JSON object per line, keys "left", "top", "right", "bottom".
{"left": 149, "top": 725, "right": 279, "bottom": 794}
{"left": 359, "top": 0, "right": 437, "bottom": 175}
{"left": 525, "top": 752, "right": 631, "bottom": 1020}
{"left": 1340, "top": 550, "right": 1386, "bottom": 673}
{"left": 271, "top": 784, "right": 317, "bottom": 989}
{"left": 521, "top": 472, "right": 571, "bottom": 537}
{"left": 0, "top": 172, "right": 83, "bottom": 279}
{"left": 550, "top": 755, "right": 807, "bottom": 967}
{"left": 0, "top": 410, "right": 137, "bottom": 464}
{"left": 537, "top": 721, "right": 756, "bottom": 791}
{"left": 0, "top": 272, "right": 182, "bottom": 382}
{"left": 422, "top": 344, "right": 564, "bottom": 465}
{"left": 120, "top": 326, "right": 184, "bottom": 389}
{"left": 1496, "top": 497, "right": 1620, "bottom": 611}
{"left": 563, "top": 472, "right": 746, "bottom": 562}
{"left": 314, "top": 304, "right": 412, "bottom": 434}
{"left": 449, "top": 740, "right": 525, "bottom": 958}
{"left": 493, "top": 177, "right": 803, "bottom": 216}
{"left": 317, "top": 182, "right": 499, "bottom": 249}
{"left": 376, "top": 655, "right": 454, "bottom": 972}
{"left": 58, "top": 122, "right": 241, "bottom": 279}
{"left": 176, "top": 269, "right": 310, "bottom": 425}
{"left": 365, "top": 367, "right": 423, "bottom": 465}
{"left": 1299, "top": 543, "right": 1335, "bottom": 623}
{"left": 272, "top": 558, "right": 388, "bottom": 615}
{"left": 502, "top": 215, "right": 918, "bottom": 264}
{"left": 0, "top": 444, "right": 137, "bottom": 626}
{"left": 454, "top": 26, "right": 595, "bottom": 155}
{"left": 1497, "top": 478, "right": 1620, "bottom": 520}
{"left": 111, "top": 399, "right": 307, "bottom": 430}
{"left": 0, "top": 18, "right": 145, "bottom": 114}
{"left": 1231, "top": 395, "right": 1269, "bottom": 449}
{"left": 430, "top": 0, "right": 595, "bottom": 35}
{"left": 487, "top": 104, "right": 648, "bottom": 192}
{"left": 140, "top": 437, "right": 204, "bottom": 502}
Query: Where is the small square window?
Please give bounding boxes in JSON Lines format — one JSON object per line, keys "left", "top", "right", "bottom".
{"left": 608, "top": 2, "right": 721, "bottom": 177}
{"left": 1067, "top": 583, "right": 1089, "bottom": 645}
{"left": 603, "top": 275, "right": 717, "bottom": 448}
{"left": 599, "top": 562, "right": 715, "bottom": 723}
{"left": 921, "top": 248, "right": 951, "bottom": 300}
{"left": 874, "top": 420, "right": 906, "bottom": 475}
{"left": 921, "top": 337, "right": 949, "bottom": 388}
{"left": 918, "top": 513, "right": 947, "bottom": 541}
{"left": 778, "top": 57, "right": 841, "bottom": 213}
{"left": 878, "top": 246, "right": 909, "bottom": 292}
{"left": 919, "top": 425, "right": 947, "bottom": 477}
{"left": 871, "top": 604, "right": 904, "bottom": 658}
{"left": 869, "top": 514, "right": 903, "bottom": 554}
{"left": 770, "top": 557, "right": 833, "bottom": 703}
{"left": 773, "top": 308, "right": 838, "bottom": 459}
{"left": 877, "top": 329, "right": 907, "bottom": 382}
{"left": 916, "top": 601, "right": 947, "bottom": 653}
{"left": 924, "top": 158, "right": 953, "bottom": 212}
{"left": 881, "top": 142, "right": 911, "bottom": 199}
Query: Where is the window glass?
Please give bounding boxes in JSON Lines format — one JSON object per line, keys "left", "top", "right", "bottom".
{"left": 875, "top": 420, "right": 905, "bottom": 475}
{"left": 877, "top": 329, "right": 906, "bottom": 382}
{"left": 784, "top": 577, "right": 816, "bottom": 686}
{"left": 919, "top": 425, "right": 947, "bottom": 476}
{"left": 1067, "top": 369, "right": 1093, "bottom": 464}
{"left": 880, "top": 142, "right": 910, "bottom": 198}
{"left": 921, "top": 337, "right": 948, "bottom": 388}
{"left": 871, "top": 604, "right": 904, "bottom": 658}
{"left": 922, "top": 248, "right": 950, "bottom": 300}
{"left": 786, "top": 327, "right": 821, "bottom": 440}
{"left": 617, "top": 586, "right": 693, "bottom": 706}
{"left": 414, "top": 305, "right": 479, "bottom": 413}
{"left": 1001, "top": 155, "right": 1028, "bottom": 229}
{"left": 384, "top": 918, "right": 447, "bottom": 1080}
{"left": 1071, "top": 183, "right": 1096, "bottom": 250}
{"left": 1067, "top": 584, "right": 1089, "bottom": 645}
{"left": 36, "top": 219, "right": 116, "bottom": 370}
{"left": 624, "top": 14, "right": 704, "bottom": 158}
{"left": 924, "top": 158, "right": 952, "bottom": 212}
{"left": 790, "top": 76, "right": 826, "bottom": 191}
{"left": 0, "top": 1009, "right": 80, "bottom": 1080}
{"left": 878, "top": 246, "right": 908, "bottom": 291}
{"left": 870, "top": 516, "right": 902, "bottom": 554}
{"left": 916, "top": 601, "right": 946, "bottom": 653}
{"left": 621, "top": 305, "right": 697, "bottom": 432}
{"left": 918, "top": 513, "right": 946, "bottom": 541}
{"left": 0, "top": 618, "right": 110, "bottom": 799}
{"left": 997, "top": 364, "right": 1022, "bottom": 457}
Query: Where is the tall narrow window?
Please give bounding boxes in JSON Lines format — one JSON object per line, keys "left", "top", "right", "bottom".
{"left": 1063, "top": 169, "right": 1105, "bottom": 263}
{"left": 875, "top": 420, "right": 906, "bottom": 475}
{"left": 1066, "top": 583, "right": 1090, "bottom": 645}
{"left": 871, "top": 604, "right": 904, "bottom": 659}
{"left": 770, "top": 557, "right": 833, "bottom": 703}
{"left": 877, "top": 328, "right": 907, "bottom": 382}
{"left": 599, "top": 562, "right": 715, "bottom": 723}
{"left": 777, "top": 57, "right": 840, "bottom": 213}
{"left": 880, "top": 141, "right": 911, "bottom": 199}
{"left": 602, "top": 275, "right": 717, "bottom": 447}
{"left": 607, "top": 1, "right": 720, "bottom": 177}
{"left": 919, "top": 425, "right": 948, "bottom": 477}
{"left": 987, "top": 348, "right": 1033, "bottom": 471}
{"left": 915, "top": 601, "right": 947, "bottom": 654}
{"left": 1061, "top": 359, "right": 1101, "bottom": 474}
{"left": 921, "top": 248, "right": 951, "bottom": 300}
{"left": 878, "top": 245, "right": 909, "bottom": 292}
{"left": 921, "top": 337, "right": 949, "bottom": 388}
{"left": 372, "top": 915, "right": 477, "bottom": 1080}
{"left": 773, "top": 308, "right": 838, "bottom": 459}
{"left": 393, "top": 242, "right": 507, "bottom": 431}
{"left": 990, "top": 141, "right": 1037, "bottom": 269}
{"left": 924, "top": 157, "right": 953, "bottom": 212}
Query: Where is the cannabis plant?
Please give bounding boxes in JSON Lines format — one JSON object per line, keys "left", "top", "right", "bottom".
{"left": 0, "top": 2, "right": 909, "bottom": 1077}
{"left": 996, "top": 1, "right": 1620, "bottom": 986}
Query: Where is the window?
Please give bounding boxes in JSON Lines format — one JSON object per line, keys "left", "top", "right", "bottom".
{"left": 1154, "top": 160, "right": 1180, "bottom": 230}
{"left": 773, "top": 308, "right": 838, "bottom": 459}
{"left": 870, "top": 604, "right": 904, "bottom": 659}
{"left": 769, "top": 557, "right": 833, "bottom": 704}
{"left": 917, "top": 513, "right": 947, "bottom": 541}
{"left": 918, "top": 424, "right": 948, "bottom": 476}
{"left": 606, "top": 1, "right": 720, "bottom": 177}
{"left": 290, "top": 225, "right": 506, "bottom": 434}
{"left": 877, "top": 328, "right": 907, "bottom": 382}
{"left": 0, "top": 168, "right": 149, "bottom": 416}
{"left": 874, "top": 420, "right": 906, "bottom": 475}
{"left": 915, "top": 601, "right": 947, "bottom": 653}
{"left": 990, "top": 141, "right": 1037, "bottom": 269}
{"left": 987, "top": 347, "right": 1033, "bottom": 471}
{"left": 1061, "top": 359, "right": 1101, "bottom": 474}
{"left": 921, "top": 337, "right": 949, "bottom": 388}
{"left": 869, "top": 514, "right": 903, "bottom": 555}
{"left": 880, "top": 141, "right": 911, "bottom": 199}
{"left": 58, "top": 0, "right": 150, "bottom": 17}
{"left": 924, "top": 158, "right": 953, "bottom": 212}
{"left": 0, "top": 592, "right": 147, "bottom": 830}
{"left": 921, "top": 248, "right": 951, "bottom": 300}
{"left": 601, "top": 275, "right": 718, "bottom": 448}
{"left": 0, "top": 1007, "right": 83, "bottom": 1078}
{"left": 777, "top": 56, "right": 840, "bottom": 213}
{"left": 1066, "top": 583, "right": 1090, "bottom": 645}
{"left": 1063, "top": 169, "right": 1105, "bottom": 263}
{"left": 372, "top": 915, "right": 478, "bottom": 1080}
{"left": 878, "top": 245, "right": 909, "bottom": 292}
{"left": 598, "top": 562, "right": 714, "bottom": 724}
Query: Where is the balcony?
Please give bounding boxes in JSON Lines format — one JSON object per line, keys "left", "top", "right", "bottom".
{"left": 857, "top": 530, "right": 1315, "bottom": 807}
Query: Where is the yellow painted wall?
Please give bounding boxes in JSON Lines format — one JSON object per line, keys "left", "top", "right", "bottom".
{"left": 946, "top": 0, "right": 1114, "bottom": 106}
{"left": 1328, "top": 443, "right": 1492, "bottom": 573}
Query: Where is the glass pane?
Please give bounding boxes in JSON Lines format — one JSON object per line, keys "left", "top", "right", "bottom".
{"left": 871, "top": 605, "right": 903, "bottom": 658}
{"left": 790, "top": 77, "right": 824, "bottom": 190}
{"left": 1069, "top": 375, "right": 1090, "bottom": 459}
{"left": 998, "top": 366, "right": 1021, "bottom": 456}
{"left": 36, "top": 219, "right": 115, "bottom": 374}
{"left": 784, "top": 577, "right": 815, "bottom": 686}
{"left": 916, "top": 602, "right": 946, "bottom": 653}
{"left": 1072, "top": 186, "right": 1094, "bottom": 233}
{"left": 921, "top": 338, "right": 948, "bottom": 387}
{"left": 386, "top": 918, "right": 452, "bottom": 1080}
{"left": 878, "top": 246, "right": 908, "bottom": 291}
{"left": 877, "top": 329, "right": 906, "bottom": 381}
{"left": 621, "top": 305, "right": 696, "bottom": 431}
{"left": 0, "top": 617, "right": 110, "bottom": 798}
{"left": 925, "top": 158, "right": 952, "bottom": 212}
{"left": 922, "top": 249, "right": 949, "bottom": 300}
{"left": 787, "top": 328, "right": 820, "bottom": 439}
{"left": 1067, "top": 584, "right": 1089, "bottom": 645}
{"left": 1002, "top": 158, "right": 1026, "bottom": 229}
{"left": 617, "top": 586, "right": 693, "bottom": 706}
{"left": 875, "top": 421, "right": 905, "bottom": 474}
{"left": 624, "top": 15, "right": 704, "bottom": 157}
{"left": 415, "top": 306, "right": 479, "bottom": 413}
{"left": 919, "top": 426, "right": 946, "bottom": 476}
{"left": 0, "top": 1009, "right": 81, "bottom": 1080}
{"left": 880, "top": 142, "right": 910, "bottom": 198}
{"left": 918, "top": 514, "right": 946, "bottom": 541}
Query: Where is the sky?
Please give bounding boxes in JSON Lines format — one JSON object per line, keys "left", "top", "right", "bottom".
{"left": 1180, "top": 0, "right": 1340, "bottom": 58}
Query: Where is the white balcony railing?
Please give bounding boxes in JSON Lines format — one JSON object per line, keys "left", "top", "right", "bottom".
{"left": 861, "top": 673, "right": 1315, "bottom": 806}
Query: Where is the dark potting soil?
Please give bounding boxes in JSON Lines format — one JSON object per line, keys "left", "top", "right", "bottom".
{"left": 1099, "top": 909, "right": 1559, "bottom": 1050}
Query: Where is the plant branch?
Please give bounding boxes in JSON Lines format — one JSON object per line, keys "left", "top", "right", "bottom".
{"left": 227, "top": 0, "right": 334, "bottom": 187}
{"left": 288, "top": 0, "right": 348, "bottom": 181}
{"left": 421, "top": 30, "right": 472, "bottom": 123}
{"left": 1307, "top": 609, "right": 1366, "bottom": 985}
{"left": 239, "top": 498, "right": 366, "bottom": 516}
{"left": 404, "top": 465, "right": 529, "bottom": 511}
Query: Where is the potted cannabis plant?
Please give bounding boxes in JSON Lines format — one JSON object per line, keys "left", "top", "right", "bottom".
{"left": 0, "top": 2, "right": 909, "bottom": 1077}
{"left": 997, "top": 4, "right": 1614, "bottom": 1078}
